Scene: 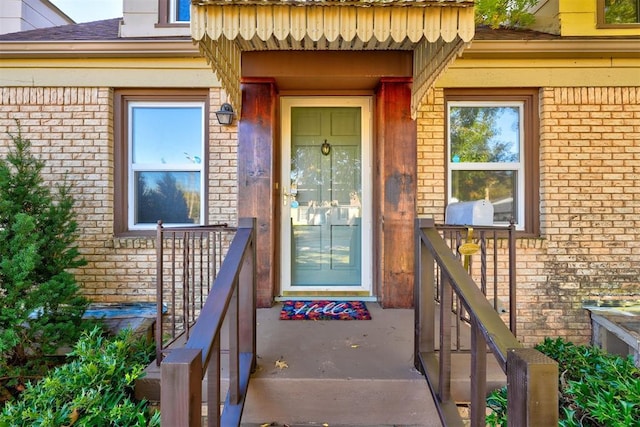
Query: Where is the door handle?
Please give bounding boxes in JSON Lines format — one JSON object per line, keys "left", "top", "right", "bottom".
{"left": 283, "top": 186, "right": 298, "bottom": 205}
{"left": 283, "top": 188, "right": 291, "bottom": 205}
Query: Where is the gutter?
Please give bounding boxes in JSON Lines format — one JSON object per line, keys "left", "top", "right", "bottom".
{"left": 464, "top": 39, "right": 640, "bottom": 58}
{"left": 0, "top": 40, "right": 200, "bottom": 59}
{"left": 0, "top": 38, "right": 638, "bottom": 59}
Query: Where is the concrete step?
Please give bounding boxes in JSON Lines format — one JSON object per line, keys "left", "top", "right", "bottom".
{"left": 424, "top": 352, "right": 506, "bottom": 403}
{"left": 242, "top": 425, "right": 435, "bottom": 427}
{"left": 140, "top": 304, "right": 505, "bottom": 426}
{"left": 239, "top": 377, "right": 441, "bottom": 427}
{"left": 242, "top": 424, "right": 432, "bottom": 427}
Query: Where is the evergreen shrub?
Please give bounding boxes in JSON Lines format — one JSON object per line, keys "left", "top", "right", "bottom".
{"left": 0, "top": 125, "right": 90, "bottom": 389}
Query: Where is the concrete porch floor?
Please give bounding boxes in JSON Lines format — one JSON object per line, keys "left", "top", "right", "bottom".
{"left": 240, "top": 302, "right": 443, "bottom": 427}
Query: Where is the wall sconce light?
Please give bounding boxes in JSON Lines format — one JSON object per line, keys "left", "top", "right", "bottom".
{"left": 215, "top": 103, "right": 234, "bottom": 125}
{"left": 321, "top": 139, "right": 331, "bottom": 156}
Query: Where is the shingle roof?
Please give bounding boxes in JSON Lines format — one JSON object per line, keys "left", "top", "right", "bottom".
{"left": 0, "top": 17, "right": 563, "bottom": 43}
{"left": 196, "top": 0, "right": 472, "bottom": 4}
{"left": 0, "top": 18, "right": 122, "bottom": 42}
{"left": 474, "top": 26, "right": 560, "bottom": 41}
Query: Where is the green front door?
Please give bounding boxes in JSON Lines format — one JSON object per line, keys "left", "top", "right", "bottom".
{"left": 281, "top": 98, "right": 372, "bottom": 296}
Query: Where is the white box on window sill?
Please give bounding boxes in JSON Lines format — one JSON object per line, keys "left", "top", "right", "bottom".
{"left": 445, "top": 200, "right": 494, "bottom": 226}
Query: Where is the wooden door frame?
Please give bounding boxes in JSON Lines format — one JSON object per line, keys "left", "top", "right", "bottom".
{"left": 239, "top": 77, "right": 416, "bottom": 309}
{"left": 374, "top": 78, "right": 416, "bottom": 308}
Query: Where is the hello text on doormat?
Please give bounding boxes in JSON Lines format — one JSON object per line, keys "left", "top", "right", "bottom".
{"left": 279, "top": 300, "right": 372, "bottom": 320}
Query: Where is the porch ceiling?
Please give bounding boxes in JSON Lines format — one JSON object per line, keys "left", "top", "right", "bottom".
{"left": 191, "top": 0, "right": 475, "bottom": 118}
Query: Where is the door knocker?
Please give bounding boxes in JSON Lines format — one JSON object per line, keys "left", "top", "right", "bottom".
{"left": 321, "top": 139, "right": 331, "bottom": 156}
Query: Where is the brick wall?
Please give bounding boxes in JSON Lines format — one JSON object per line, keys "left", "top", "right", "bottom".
{"left": 2, "top": 85, "right": 638, "bottom": 345}
{"left": 537, "top": 87, "right": 640, "bottom": 344}
{"left": 416, "top": 88, "right": 447, "bottom": 220}
{"left": 417, "top": 86, "right": 640, "bottom": 346}
{"left": 0, "top": 87, "right": 238, "bottom": 302}
{"left": 207, "top": 90, "right": 238, "bottom": 224}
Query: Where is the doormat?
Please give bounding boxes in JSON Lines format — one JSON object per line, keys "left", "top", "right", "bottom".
{"left": 280, "top": 300, "right": 372, "bottom": 320}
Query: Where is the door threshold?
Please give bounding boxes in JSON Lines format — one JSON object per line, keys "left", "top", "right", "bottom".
{"left": 275, "top": 295, "right": 378, "bottom": 302}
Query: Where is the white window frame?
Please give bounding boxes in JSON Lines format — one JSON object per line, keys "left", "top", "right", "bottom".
{"left": 127, "top": 101, "right": 205, "bottom": 230}
{"left": 447, "top": 100, "right": 526, "bottom": 229}
{"left": 169, "top": 0, "right": 190, "bottom": 23}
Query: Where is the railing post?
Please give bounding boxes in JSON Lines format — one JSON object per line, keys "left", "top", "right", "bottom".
{"left": 161, "top": 348, "right": 203, "bottom": 427}
{"left": 415, "top": 218, "right": 436, "bottom": 372}
{"left": 507, "top": 348, "right": 558, "bottom": 427}
{"left": 238, "top": 217, "right": 257, "bottom": 369}
{"left": 470, "top": 317, "right": 487, "bottom": 427}
{"left": 156, "top": 221, "right": 164, "bottom": 365}
{"left": 228, "top": 284, "right": 240, "bottom": 405}
{"left": 439, "top": 272, "right": 453, "bottom": 402}
{"left": 508, "top": 220, "right": 516, "bottom": 335}
{"left": 183, "top": 232, "right": 191, "bottom": 339}
{"left": 207, "top": 334, "right": 221, "bottom": 427}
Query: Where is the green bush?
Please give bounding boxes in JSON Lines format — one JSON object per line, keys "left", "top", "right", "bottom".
{"left": 487, "top": 337, "right": 640, "bottom": 427}
{"left": 0, "top": 327, "right": 160, "bottom": 426}
{"left": 0, "top": 125, "right": 90, "bottom": 379}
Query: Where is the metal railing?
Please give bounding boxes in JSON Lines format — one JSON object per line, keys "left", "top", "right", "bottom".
{"left": 436, "top": 222, "right": 517, "bottom": 339}
{"left": 415, "top": 218, "right": 558, "bottom": 426}
{"left": 155, "top": 221, "right": 234, "bottom": 364}
{"left": 159, "top": 218, "right": 257, "bottom": 426}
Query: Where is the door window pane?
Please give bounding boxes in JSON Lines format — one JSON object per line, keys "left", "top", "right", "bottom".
{"left": 289, "top": 107, "right": 362, "bottom": 286}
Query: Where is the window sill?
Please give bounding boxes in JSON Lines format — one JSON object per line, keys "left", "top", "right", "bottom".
{"left": 596, "top": 23, "right": 640, "bottom": 28}
{"left": 155, "top": 22, "right": 190, "bottom": 28}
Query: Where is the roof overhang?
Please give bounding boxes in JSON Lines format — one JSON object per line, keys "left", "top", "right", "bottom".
{"left": 191, "top": 0, "right": 475, "bottom": 118}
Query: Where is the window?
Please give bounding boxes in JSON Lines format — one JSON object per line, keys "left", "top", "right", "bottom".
{"left": 171, "top": 0, "right": 190, "bottom": 23}
{"left": 115, "top": 91, "right": 208, "bottom": 235}
{"left": 158, "top": 0, "right": 190, "bottom": 25}
{"left": 598, "top": 0, "right": 640, "bottom": 26}
{"left": 446, "top": 90, "right": 539, "bottom": 234}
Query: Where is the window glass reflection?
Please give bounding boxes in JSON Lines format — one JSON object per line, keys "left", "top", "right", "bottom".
{"left": 604, "top": 0, "right": 640, "bottom": 24}
{"left": 451, "top": 170, "right": 517, "bottom": 223}
{"left": 134, "top": 171, "right": 201, "bottom": 225}
{"left": 131, "top": 106, "right": 202, "bottom": 164}
{"left": 450, "top": 106, "right": 520, "bottom": 163}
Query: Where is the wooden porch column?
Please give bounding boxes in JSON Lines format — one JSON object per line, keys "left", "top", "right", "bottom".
{"left": 375, "top": 78, "right": 416, "bottom": 308}
{"left": 239, "top": 78, "right": 277, "bottom": 307}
